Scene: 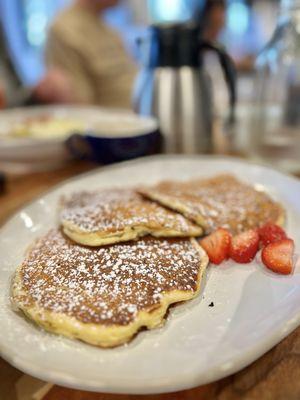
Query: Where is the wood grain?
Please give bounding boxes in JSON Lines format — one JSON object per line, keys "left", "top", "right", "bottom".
{"left": 0, "top": 161, "right": 96, "bottom": 225}
{"left": 1, "top": 160, "right": 300, "bottom": 400}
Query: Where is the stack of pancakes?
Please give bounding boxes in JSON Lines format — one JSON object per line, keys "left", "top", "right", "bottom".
{"left": 12, "top": 174, "right": 284, "bottom": 347}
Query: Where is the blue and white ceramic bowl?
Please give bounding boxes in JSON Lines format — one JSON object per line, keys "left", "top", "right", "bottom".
{"left": 67, "top": 110, "right": 161, "bottom": 164}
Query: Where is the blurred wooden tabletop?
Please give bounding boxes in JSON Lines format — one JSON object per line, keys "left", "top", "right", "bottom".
{"left": 0, "top": 160, "right": 300, "bottom": 400}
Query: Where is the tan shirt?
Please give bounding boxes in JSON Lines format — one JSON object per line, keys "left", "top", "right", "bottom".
{"left": 45, "top": 4, "right": 137, "bottom": 108}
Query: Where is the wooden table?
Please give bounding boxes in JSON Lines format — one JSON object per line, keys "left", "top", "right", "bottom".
{"left": 1, "top": 160, "right": 300, "bottom": 400}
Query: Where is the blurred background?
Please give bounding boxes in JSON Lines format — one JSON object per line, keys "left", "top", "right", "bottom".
{"left": 0, "top": 0, "right": 278, "bottom": 93}
{"left": 0, "top": 0, "right": 299, "bottom": 174}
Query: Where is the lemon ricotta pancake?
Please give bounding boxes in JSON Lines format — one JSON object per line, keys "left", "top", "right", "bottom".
{"left": 12, "top": 229, "right": 208, "bottom": 348}
{"left": 139, "top": 174, "right": 285, "bottom": 234}
{"left": 60, "top": 189, "right": 202, "bottom": 246}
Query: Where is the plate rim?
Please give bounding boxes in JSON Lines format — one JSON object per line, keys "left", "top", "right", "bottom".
{"left": 1, "top": 313, "right": 300, "bottom": 395}
{"left": 1, "top": 154, "right": 300, "bottom": 394}
{"left": 1, "top": 154, "right": 299, "bottom": 229}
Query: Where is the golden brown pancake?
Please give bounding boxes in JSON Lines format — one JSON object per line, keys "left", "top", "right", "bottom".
{"left": 60, "top": 189, "right": 202, "bottom": 246}
{"left": 12, "top": 229, "right": 208, "bottom": 348}
{"left": 139, "top": 174, "right": 285, "bottom": 234}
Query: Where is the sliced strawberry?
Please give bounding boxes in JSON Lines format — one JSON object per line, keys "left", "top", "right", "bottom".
{"left": 200, "top": 228, "right": 231, "bottom": 265}
{"left": 258, "top": 223, "right": 287, "bottom": 247}
{"left": 261, "top": 239, "right": 294, "bottom": 275}
{"left": 229, "top": 229, "right": 259, "bottom": 264}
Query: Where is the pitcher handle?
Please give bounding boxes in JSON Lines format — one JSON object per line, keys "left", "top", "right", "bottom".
{"left": 199, "top": 40, "right": 237, "bottom": 123}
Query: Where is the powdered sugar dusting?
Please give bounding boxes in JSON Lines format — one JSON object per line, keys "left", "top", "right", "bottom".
{"left": 141, "top": 175, "right": 283, "bottom": 234}
{"left": 60, "top": 189, "right": 199, "bottom": 235}
{"left": 15, "top": 230, "right": 202, "bottom": 325}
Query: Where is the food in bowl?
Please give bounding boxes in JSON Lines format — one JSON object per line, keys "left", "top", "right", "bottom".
{"left": 9, "top": 115, "right": 85, "bottom": 139}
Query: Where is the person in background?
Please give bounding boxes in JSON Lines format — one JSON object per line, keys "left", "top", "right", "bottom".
{"left": 201, "top": 0, "right": 260, "bottom": 72}
{"left": 202, "top": 0, "right": 226, "bottom": 43}
{"left": 222, "top": 0, "right": 265, "bottom": 72}
{"left": 46, "top": 0, "right": 137, "bottom": 109}
{"left": 0, "top": 25, "right": 75, "bottom": 107}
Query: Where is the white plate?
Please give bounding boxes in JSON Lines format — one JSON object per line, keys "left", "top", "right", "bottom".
{"left": 0, "top": 155, "right": 300, "bottom": 394}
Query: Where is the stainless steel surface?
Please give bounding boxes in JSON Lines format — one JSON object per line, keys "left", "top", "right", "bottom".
{"left": 151, "top": 67, "right": 212, "bottom": 154}
{"left": 178, "top": 67, "right": 212, "bottom": 153}
{"left": 153, "top": 68, "right": 179, "bottom": 153}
